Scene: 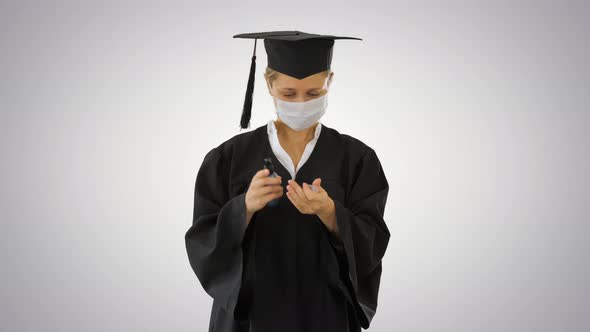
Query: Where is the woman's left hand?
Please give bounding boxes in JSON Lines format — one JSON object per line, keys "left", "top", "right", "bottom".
{"left": 286, "top": 178, "right": 339, "bottom": 234}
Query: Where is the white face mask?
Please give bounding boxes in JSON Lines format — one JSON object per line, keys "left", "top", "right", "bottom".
{"left": 273, "top": 93, "right": 328, "bottom": 131}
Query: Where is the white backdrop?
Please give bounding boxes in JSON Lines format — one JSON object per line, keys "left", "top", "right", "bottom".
{"left": 1, "top": 1, "right": 589, "bottom": 331}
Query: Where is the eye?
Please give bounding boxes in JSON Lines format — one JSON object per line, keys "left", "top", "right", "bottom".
{"left": 281, "top": 92, "right": 319, "bottom": 98}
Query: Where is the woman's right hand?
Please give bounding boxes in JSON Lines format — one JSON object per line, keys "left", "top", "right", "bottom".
{"left": 245, "top": 169, "right": 283, "bottom": 224}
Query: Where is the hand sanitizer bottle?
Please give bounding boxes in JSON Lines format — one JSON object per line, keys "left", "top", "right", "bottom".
{"left": 263, "top": 157, "right": 280, "bottom": 207}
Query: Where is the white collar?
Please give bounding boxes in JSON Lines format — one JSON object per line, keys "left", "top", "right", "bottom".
{"left": 266, "top": 120, "right": 322, "bottom": 180}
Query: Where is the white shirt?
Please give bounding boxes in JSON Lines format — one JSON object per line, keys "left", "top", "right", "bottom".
{"left": 267, "top": 119, "right": 322, "bottom": 180}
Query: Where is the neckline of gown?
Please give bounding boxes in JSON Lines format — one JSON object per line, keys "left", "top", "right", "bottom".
{"left": 262, "top": 121, "right": 328, "bottom": 183}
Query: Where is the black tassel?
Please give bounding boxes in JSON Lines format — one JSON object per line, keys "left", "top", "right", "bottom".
{"left": 240, "top": 38, "right": 257, "bottom": 130}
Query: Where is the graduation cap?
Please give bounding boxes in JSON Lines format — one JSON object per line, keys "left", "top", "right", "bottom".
{"left": 233, "top": 30, "right": 362, "bottom": 130}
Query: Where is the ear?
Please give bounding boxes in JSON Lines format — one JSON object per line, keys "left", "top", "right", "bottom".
{"left": 327, "top": 71, "right": 334, "bottom": 88}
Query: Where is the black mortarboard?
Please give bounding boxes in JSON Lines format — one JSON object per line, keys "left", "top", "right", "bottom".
{"left": 233, "top": 30, "right": 362, "bottom": 130}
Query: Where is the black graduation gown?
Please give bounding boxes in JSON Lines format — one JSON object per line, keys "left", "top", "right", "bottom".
{"left": 185, "top": 122, "right": 390, "bottom": 332}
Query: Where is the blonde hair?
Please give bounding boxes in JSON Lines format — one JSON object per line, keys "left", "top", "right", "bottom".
{"left": 264, "top": 67, "right": 331, "bottom": 88}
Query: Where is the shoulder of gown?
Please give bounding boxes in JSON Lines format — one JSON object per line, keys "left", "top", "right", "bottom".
{"left": 317, "top": 126, "right": 390, "bottom": 330}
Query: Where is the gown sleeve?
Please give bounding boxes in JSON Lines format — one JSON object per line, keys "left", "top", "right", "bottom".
{"left": 325, "top": 147, "right": 390, "bottom": 329}
{"left": 184, "top": 147, "right": 251, "bottom": 322}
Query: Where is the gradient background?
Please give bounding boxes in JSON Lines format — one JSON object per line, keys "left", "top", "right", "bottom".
{"left": 1, "top": 1, "right": 589, "bottom": 331}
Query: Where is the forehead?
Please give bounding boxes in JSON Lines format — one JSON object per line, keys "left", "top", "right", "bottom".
{"left": 272, "top": 71, "right": 328, "bottom": 89}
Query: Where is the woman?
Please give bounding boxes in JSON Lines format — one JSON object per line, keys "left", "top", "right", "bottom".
{"left": 185, "top": 31, "right": 390, "bottom": 332}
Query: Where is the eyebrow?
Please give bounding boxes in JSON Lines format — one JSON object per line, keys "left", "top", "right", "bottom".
{"left": 279, "top": 88, "right": 321, "bottom": 91}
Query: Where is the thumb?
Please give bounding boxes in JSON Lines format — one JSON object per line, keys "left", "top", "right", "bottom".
{"left": 313, "top": 178, "right": 325, "bottom": 192}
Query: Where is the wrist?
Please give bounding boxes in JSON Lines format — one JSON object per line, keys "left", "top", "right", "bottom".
{"left": 318, "top": 198, "right": 335, "bottom": 218}
{"left": 317, "top": 198, "right": 337, "bottom": 232}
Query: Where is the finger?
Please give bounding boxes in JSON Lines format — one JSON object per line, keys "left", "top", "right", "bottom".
{"left": 286, "top": 190, "right": 304, "bottom": 212}
{"left": 259, "top": 175, "right": 282, "bottom": 186}
{"left": 302, "top": 182, "right": 318, "bottom": 198}
{"left": 255, "top": 182, "right": 284, "bottom": 196}
{"left": 261, "top": 187, "right": 284, "bottom": 200}
{"left": 253, "top": 168, "right": 270, "bottom": 180}
{"left": 288, "top": 180, "right": 310, "bottom": 202}
{"left": 253, "top": 175, "right": 282, "bottom": 188}
{"left": 312, "top": 178, "right": 326, "bottom": 193}
{"left": 287, "top": 184, "right": 308, "bottom": 210}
